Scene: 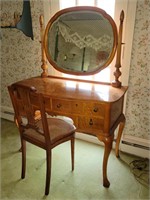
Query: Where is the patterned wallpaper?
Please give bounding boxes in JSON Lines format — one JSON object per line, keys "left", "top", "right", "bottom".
{"left": 1, "top": 0, "right": 44, "bottom": 107}
{"left": 124, "top": 0, "right": 150, "bottom": 139}
{"left": 1, "top": 0, "right": 149, "bottom": 140}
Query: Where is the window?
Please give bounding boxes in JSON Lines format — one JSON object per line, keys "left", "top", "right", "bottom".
{"left": 44, "top": 0, "right": 137, "bottom": 85}
{"left": 60, "top": 0, "right": 115, "bottom": 17}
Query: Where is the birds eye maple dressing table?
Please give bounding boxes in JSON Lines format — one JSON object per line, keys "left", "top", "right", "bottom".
{"left": 11, "top": 6, "right": 128, "bottom": 188}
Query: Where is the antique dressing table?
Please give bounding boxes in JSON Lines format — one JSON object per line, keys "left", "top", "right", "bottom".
{"left": 11, "top": 6, "right": 128, "bottom": 188}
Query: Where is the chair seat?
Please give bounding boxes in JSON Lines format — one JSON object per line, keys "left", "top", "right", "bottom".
{"left": 23, "top": 118, "right": 76, "bottom": 146}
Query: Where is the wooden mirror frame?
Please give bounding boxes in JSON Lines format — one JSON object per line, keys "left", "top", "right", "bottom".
{"left": 40, "top": 7, "right": 124, "bottom": 88}
{"left": 43, "top": 6, "right": 118, "bottom": 76}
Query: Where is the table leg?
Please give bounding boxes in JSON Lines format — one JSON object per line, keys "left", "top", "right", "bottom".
{"left": 115, "top": 118, "right": 125, "bottom": 158}
{"left": 97, "top": 134, "right": 114, "bottom": 188}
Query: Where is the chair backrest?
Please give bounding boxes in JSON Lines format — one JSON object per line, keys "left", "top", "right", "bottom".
{"left": 8, "top": 83, "right": 51, "bottom": 146}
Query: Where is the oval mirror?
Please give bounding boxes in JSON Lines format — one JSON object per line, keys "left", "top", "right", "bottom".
{"left": 44, "top": 6, "right": 118, "bottom": 75}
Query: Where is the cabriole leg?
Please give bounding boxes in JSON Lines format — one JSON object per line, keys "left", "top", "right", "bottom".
{"left": 97, "top": 134, "right": 114, "bottom": 188}
{"left": 115, "top": 117, "right": 125, "bottom": 158}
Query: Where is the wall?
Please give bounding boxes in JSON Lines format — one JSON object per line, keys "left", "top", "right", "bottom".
{"left": 123, "top": 0, "right": 150, "bottom": 142}
{"left": 1, "top": 0, "right": 45, "bottom": 108}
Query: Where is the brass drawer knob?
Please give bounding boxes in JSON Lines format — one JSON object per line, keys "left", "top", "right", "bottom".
{"left": 57, "top": 104, "right": 62, "bottom": 108}
{"left": 89, "top": 119, "right": 93, "bottom": 125}
{"left": 93, "top": 107, "right": 98, "bottom": 112}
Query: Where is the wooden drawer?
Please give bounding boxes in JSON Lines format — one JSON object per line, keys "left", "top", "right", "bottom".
{"left": 30, "top": 94, "right": 51, "bottom": 110}
{"left": 78, "top": 116, "right": 104, "bottom": 131}
{"left": 52, "top": 99, "right": 83, "bottom": 114}
{"left": 83, "top": 102, "right": 105, "bottom": 117}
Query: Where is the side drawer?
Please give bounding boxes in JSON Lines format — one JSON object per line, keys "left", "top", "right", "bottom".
{"left": 52, "top": 99, "right": 83, "bottom": 114}
{"left": 30, "top": 94, "right": 51, "bottom": 110}
{"left": 83, "top": 102, "right": 105, "bottom": 117}
{"left": 78, "top": 116, "right": 104, "bottom": 131}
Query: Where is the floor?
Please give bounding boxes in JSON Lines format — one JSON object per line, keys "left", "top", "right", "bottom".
{"left": 1, "top": 119, "right": 149, "bottom": 200}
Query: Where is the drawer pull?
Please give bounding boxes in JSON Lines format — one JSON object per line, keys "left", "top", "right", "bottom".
{"left": 89, "top": 119, "right": 93, "bottom": 126}
{"left": 93, "top": 107, "right": 98, "bottom": 112}
{"left": 57, "top": 104, "right": 62, "bottom": 108}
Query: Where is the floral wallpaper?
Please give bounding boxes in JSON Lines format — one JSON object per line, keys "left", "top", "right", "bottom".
{"left": 1, "top": 0, "right": 45, "bottom": 107}
{"left": 1, "top": 0, "right": 149, "bottom": 140}
{"left": 124, "top": 0, "right": 150, "bottom": 139}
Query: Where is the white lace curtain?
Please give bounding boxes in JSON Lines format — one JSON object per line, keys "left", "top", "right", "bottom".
{"left": 58, "top": 21, "right": 113, "bottom": 51}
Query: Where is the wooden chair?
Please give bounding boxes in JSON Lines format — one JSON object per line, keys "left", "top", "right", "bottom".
{"left": 8, "top": 83, "right": 76, "bottom": 195}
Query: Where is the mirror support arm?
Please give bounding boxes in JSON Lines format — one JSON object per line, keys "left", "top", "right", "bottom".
{"left": 112, "top": 10, "right": 124, "bottom": 88}
{"left": 40, "top": 15, "right": 48, "bottom": 78}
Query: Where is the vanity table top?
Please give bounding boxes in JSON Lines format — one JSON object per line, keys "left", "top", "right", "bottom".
{"left": 15, "top": 76, "right": 128, "bottom": 103}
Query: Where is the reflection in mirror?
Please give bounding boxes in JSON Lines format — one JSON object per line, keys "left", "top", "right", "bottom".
{"left": 45, "top": 8, "right": 118, "bottom": 75}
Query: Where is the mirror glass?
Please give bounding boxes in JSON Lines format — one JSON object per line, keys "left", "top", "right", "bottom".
{"left": 44, "top": 7, "right": 118, "bottom": 75}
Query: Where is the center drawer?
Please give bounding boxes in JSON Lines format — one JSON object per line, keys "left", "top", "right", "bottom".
{"left": 52, "top": 99, "right": 83, "bottom": 114}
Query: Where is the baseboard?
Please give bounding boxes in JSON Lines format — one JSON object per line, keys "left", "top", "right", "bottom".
{"left": 122, "top": 134, "right": 150, "bottom": 148}
{"left": 1, "top": 106, "right": 15, "bottom": 121}
{"left": 120, "top": 135, "right": 150, "bottom": 159}
{"left": 1, "top": 105, "right": 149, "bottom": 159}
{"left": 76, "top": 133, "right": 150, "bottom": 159}
{"left": 120, "top": 141, "right": 149, "bottom": 159}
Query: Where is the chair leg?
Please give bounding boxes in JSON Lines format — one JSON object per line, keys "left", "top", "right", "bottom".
{"left": 21, "top": 139, "right": 26, "bottom": 179}
{"left": 71, "top": 137, "right": 75, "bottom": 171}
{"left": 45, "top": 150, "right": 51, "bottom": 196}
